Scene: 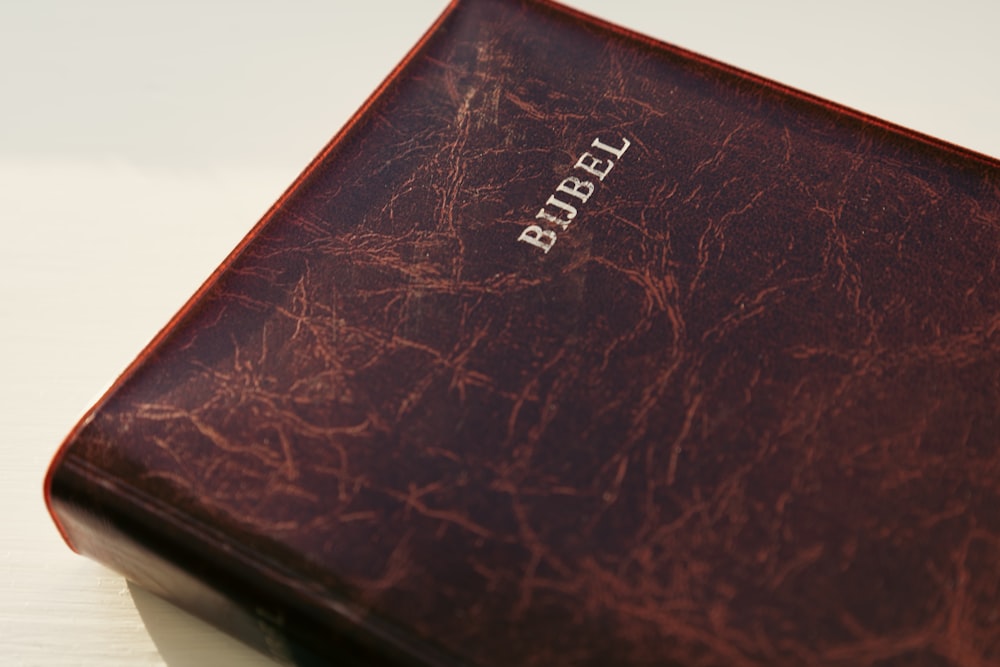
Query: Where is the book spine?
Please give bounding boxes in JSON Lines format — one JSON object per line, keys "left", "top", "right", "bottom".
{"left": 42, "top": 1, "right": 469, "bottom": 664}
{"left": 47, "top": 456, "right": 393, "bottom": 666}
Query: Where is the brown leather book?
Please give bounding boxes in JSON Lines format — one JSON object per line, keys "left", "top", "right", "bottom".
{"left": 45, "top": 0, "right": 1000, "bottom": 665}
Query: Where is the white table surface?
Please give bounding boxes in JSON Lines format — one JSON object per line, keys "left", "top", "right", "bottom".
{"left": 4, "top": 1, "right": 998, "bottom": 665}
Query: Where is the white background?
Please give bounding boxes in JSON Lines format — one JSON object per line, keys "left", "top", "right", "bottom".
{"left": 3, "top": 1, "right": 998, "bottom": 665}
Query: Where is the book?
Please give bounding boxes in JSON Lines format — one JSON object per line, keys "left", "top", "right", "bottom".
{"left": 45, "top": 0, "right": 1000, "bottom": 665}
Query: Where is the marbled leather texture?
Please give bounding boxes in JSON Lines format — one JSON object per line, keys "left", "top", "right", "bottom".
{"left": 48, "top": 0, "right": 1000, "bottom": 665}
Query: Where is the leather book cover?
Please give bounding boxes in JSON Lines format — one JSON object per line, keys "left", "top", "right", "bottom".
{"left": 45, "top": 0, "right": 1000, "bottom": 665}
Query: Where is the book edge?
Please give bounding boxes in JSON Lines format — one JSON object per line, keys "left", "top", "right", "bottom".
{"left": 539, "top": 0, "right": 1000, "bottom": 168}
{"left": 51, "top": 455, "right": 464, "bottom": 665}
{"left": 43, "top": 0, "right": 465, "bottom": 554}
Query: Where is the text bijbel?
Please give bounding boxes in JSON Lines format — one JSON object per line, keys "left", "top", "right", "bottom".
{"left": 518, "top": 136, "right": 632, "bottom": 253}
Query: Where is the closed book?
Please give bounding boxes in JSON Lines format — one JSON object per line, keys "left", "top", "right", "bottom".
{"left": 45, "top": 0, "right": 1000, "bottom": 665}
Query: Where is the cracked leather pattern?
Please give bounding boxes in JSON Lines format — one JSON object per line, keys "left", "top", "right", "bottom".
{"left": 50, "top": 0, "right": 1000, "bottom": 665}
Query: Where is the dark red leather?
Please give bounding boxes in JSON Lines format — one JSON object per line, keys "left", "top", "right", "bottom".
{"left": 47, "top": 0, "right": 1000, "bottom": 665}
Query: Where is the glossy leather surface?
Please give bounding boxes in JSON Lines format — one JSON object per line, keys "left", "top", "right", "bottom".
{"left": 49, "top": 0, "right": 1000, "bottom": 664}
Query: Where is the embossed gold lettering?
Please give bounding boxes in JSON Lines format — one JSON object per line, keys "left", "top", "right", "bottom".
{"left": 574, "top": 152, "right": 614, "bottom": 181}
{"left": 518, "top": 225, "right": 558, "bottom": 253}
{"left": 518, "top": 135, "right": 633, "bottom": 254}
{"left": 536, "top": 205, "right": 573, "bottom": 228}
{"left": 555, "top": 176, "right": 595, "bottom": 202}
{"left": 591, "top": 136, "right": 631, "bottom": 159}
{"left": 542, "top": 195, "right": 578, "bottom": 221}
